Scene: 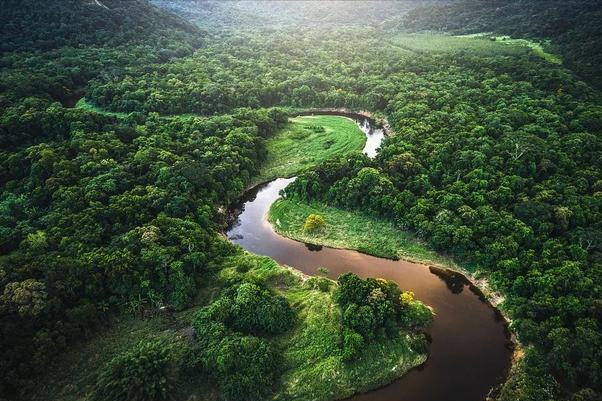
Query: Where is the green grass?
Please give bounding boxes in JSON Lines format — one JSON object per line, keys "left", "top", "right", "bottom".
{"left": 269, "top": 198, "right": 456, "bottom": 267}
{"left": 256, "top": 115, "right": 366, "bottom": 184}
{"left": 391, "top": 33, "right": 529, "bottom": 57}
{"left": 390, "top": 33, "right": 560, "bottom": 64}
{"left": 75, "top": 98, "right": 209, "bottom": 121}
{"left": 26, "top": 253, "right": 428, "bottom": 401}
{"left": 454, "top": 33, "right": 561, "bottom": 64}
{"left": 75, "top": 98, "right": 130, "bottom": 118}
{"left": 275, "top": 286, "right": 425, "bottom": 401}
{"left": 490, "top": 35, "right": 561, "bottom": 64}
{"left": 221, "top": 255, "right": 428, "bottom": 401}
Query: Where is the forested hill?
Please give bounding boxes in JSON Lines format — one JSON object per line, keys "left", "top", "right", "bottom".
{"left": 0, "top": 0, "right": 201, "bottom": 52}
{"left": 151, "top": 0, "right": 446, "bottom": 30}
{"left": 0, "top": 0, "right": 203, "bottom": 145}
{"left": 0, "top": 1, "right": 235, "bottom": 397}
{"left": 401, "top": 0, "right": 602, "bottom": 90}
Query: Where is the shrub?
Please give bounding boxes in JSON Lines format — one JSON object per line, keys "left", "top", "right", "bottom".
{"left": 343, "top": 303, "right": 376, "bottom": 340}
{"left": 342, "top": 329, "right": 364, "bottom": 361}
{"left": 303, "top": 214, "right": 325, "bottom": 232}
{"left": 316, "top": 277, "right": 332, "bottom": 292}
{"left": 308, "top": 124, "right": 325, "bottom": 133}
{"left": 235, "top": 259, "right": 255, "bottom": 273}
{"left": 230, "top": 282, "right": 295, "bottom": 335}
{"left": 333, "top": 273, "right": 431, "bottom": 359}
{"left": 334, "top": 272, "right": 370, "bottom": 306}
{"left": 317, "top": 266, "right": 329, "bottom": 276}
{"left": 400, "top": 300, "right": 432, "bottom": 328}
{"left": 187, "top": 281, "right": 294, "bottom": 400}
{"left": 215, "top": 335, "right": 280, "bottom": 401}
{"left": 92, "top": 339, "right": 175, "bottom": 401}
{"left": 305, "top": 276, "right": 332, "bottom": 292}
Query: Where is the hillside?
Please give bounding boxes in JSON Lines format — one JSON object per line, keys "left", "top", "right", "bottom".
{"left": 401, "top": 0, "right": 602, "bottom": 90}
{"left": 1, "top": 2, "right": 602, "bottom": 401}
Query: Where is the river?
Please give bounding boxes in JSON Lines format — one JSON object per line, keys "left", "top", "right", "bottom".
{"left": 227, "top": 115, "right": 512, "bottom": 401}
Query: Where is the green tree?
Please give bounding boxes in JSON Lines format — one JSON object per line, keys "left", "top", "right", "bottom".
{"left": 303, "top": 213, "right": 325, "bottom": 232}
{"left": 92, "top": 339, "right": 176, "bottom": 401}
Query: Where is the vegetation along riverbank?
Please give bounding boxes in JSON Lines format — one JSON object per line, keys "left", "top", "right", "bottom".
{"left": 2, "top": 1, "right": 602, "bottom": 400}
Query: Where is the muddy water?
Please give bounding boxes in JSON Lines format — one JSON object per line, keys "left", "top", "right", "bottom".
{"left": 226, "top": 116, "right": 512, "bottom": 401}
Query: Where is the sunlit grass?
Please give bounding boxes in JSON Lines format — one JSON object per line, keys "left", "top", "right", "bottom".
{"left": 454, "top": 33, "right": 561, "bottom": 63}
{"left": 221, "top": 255, "right": 428, "bottom": 401}
{"left": 391, "top": 33, "right": 526, "bottom": 55}
{"left": 269, "top": 198, "right": 456, "bottom": 267}
{"left": 75, "top": 98, "right": 129, "bottom": 118}
{"left": 490, "top": 35, "right": 561, "bottom": 64}
{"left": 256, "top": 115, "right": 366, "bottom": 185}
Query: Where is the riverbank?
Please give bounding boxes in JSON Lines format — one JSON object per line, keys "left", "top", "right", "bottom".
{"left": 292, "top": 108, "right": 392, "bottom": 134}
{"left": 220, "top": 255, "right": 430, "bottom": 401}
{"left": 269, "top": 198, "right": 452, "bottom": 264}
{"left": 268, "top": 197, "right": 519, "bottom": 352}
{"left": 254, "top": 115, "right": 367, "bottom": 185}
{"left": 23, "top": 252, "right": 431, "bottom": 401}
{"left": 230, "top": 176, "right": 513, "bottom": 401}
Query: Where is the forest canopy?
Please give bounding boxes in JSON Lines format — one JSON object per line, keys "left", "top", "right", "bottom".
{"left": 1, "top": 1, "right": 602, "bottom": 401}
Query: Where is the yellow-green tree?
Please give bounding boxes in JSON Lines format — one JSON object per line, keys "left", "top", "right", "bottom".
{"left": 303, "top": 214, "right": 325, "bottom": 232}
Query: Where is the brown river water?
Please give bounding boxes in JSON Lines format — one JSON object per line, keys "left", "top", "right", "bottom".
{"left": 226, "top": 116, "right": 512, "bottom": 401}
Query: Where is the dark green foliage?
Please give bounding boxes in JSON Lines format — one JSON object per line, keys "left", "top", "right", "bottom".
{"left": 306, "top": 276, "right": 332, "bottom": 292}
{"left": 92, "top": 339, "right": 175, "bottom": 401}
{"left": 214, "top": 335, "right": 280, "bottom": 401}
{"left": 343, "top": 304, "right": 377, "bottom": 340}
{"left": 334, "top": 273, "right": 428, "bottom": 360}
{"left": 0, "top": 0, "right": 202, "bottom": 114}
{"left": 341, "top": 329, "right": 364, "bottom": 361}
{"left": 227, "top": 282, "right": 295, "bottom": 335}
{"left": 308, "top": 125, "right": 326, "bottom": 133}
{"left": 402, "top": 0, "right": 602, "bottom": 90}
{"left": 2, "top": 0, "right": 602, "bottom": 399}
{"left": 188, "top": 282, "right": 293, "bottom": 401}
{"left": 0, "top": 107, "right": 287, "bottom": 396}
{"left": 0, "top": 0, "right": 201, "bottom": 53}
{"left": 235, "top": 259, "right": 255, "bottom": 273}
{"left": 497, "top": 347, "right": 560, "bottom": 401}
{"left": 196, "top": 282, "right": 294, "bottom": 336}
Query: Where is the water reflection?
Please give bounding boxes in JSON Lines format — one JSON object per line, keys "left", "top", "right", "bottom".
{"left": 305, "top": 243, "right": 324, "bottom": 252}
{"left": 226, "top": 116, "right": 511, "bottom": 401}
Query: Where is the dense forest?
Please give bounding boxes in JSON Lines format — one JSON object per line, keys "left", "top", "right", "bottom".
{"left": 403, "top": 0, "right": 602, "bottom": 90}
{"left": 1, "top": 1, "right": 602, "bottom": 401}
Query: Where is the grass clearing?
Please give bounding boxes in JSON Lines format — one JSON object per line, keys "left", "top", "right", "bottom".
{"left": 256, "top": 115, "right": 366, "bottom": 184}
{"left": 491, "top": 35, "right": 561, "bottom": 64}
{"left": 391, "top": 33, "right": 560, "bottom": 64}
{"left": 75, "top": 98, "right": 208, "bottom": 121}
{"left": 26, "top": 253, "right": 427, "bottom": 401}
{"left": 75, "top": 98, "right": 130, "bottom": 118}
{"left": 454, "top": 33, "right": 561, "bottom": 64}
{"left": 221, "top": 255, "right": 428, "bottom": 401}
{"left": 391, "top": 33, "right": 529, "bottom": 57}
{"left": 269, "top": 198, "right": 456, "bottom": 267}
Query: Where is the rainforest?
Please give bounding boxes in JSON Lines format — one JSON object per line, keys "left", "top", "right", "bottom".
{"left": 1, "top": 1, "right": 601, "bottom": 401}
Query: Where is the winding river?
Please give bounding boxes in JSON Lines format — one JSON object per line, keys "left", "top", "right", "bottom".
{"left": 227, "top": 115, "right": 512, "bottom": 401}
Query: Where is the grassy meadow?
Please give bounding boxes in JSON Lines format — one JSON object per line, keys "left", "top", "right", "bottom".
{"left": 221, "top": 255, "right": 429, "bottom": 401}
{"left": 256, "top": 115, "right": 366, "bottom": 184}
{"left": 25, "top": 253, "right": 428, "bottom": 401}
{"left": 269, "top": 198, "right": 456, "bottom": 267}
{"left": 390, "top": 33, "right": 560, "bottom": 63}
